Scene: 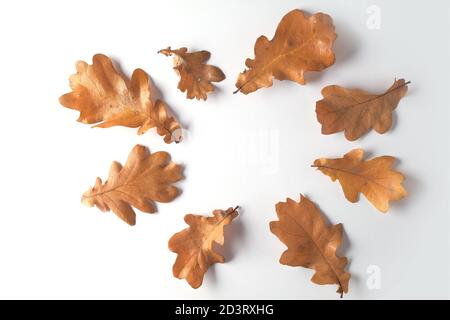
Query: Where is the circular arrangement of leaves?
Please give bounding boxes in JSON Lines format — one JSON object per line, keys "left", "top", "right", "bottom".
{"left": 59, "top": 9, "right": 409, "bottom": 297}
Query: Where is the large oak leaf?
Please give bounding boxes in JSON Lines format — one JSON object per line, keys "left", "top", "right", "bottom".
{"left": 60, "top": 54, "right": 181, "bottom": 143}
{"left": 270, "top": 195, "right": 350, "bottom": 297}
{"left": 234, "top": 9, "right": 336, "bottom": 94}
{"left": 316, "top": 79, "right": 409, "bottom": 140}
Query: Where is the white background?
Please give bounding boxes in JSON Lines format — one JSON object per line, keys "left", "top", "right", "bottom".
{"left": 0, "top": 0, "right": 448, "bottom": 299}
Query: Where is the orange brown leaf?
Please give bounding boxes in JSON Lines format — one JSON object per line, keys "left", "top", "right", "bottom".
{"left": 168, "top": 206, "right": 239, "bottom": 288}
{"left": 316, "top": 79, "right": 409, "bottom": 141}
{"left": 81, "top": 145, "right": 183, "bottom": 225}
{"left": 159, "top": 47, "right": 225, "bottom": 100}
{"left": 59, "top": 54, "right": 181, "bottom": 143}
{"left": 312, "top": 148, "right": 407, "bottom": 212}
{"left": 270, "top": 195, "right": 350, "bottom": 297}
{"left": 234, "top": 9, "right": 336, "bottom": 94}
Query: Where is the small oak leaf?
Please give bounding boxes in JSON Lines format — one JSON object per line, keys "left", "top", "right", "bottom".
{"left": 159, "top": 47, "right": 225, "bottom": 100}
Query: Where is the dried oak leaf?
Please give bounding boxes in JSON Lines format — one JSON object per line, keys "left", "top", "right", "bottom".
{"left": 312, "top": 148, "right": 407, "bottom": 212}
{"left": 168, "top": 206, "right": 239, "bottom": 288}
{"left": 59, "top": 54, "right": 181, "bottom": 143}
{"left": 159, "top": 47, "right": 225, "bottom": 100}
{"left": 234, "top": 9, "right": 336, "bottom": 94}
{"left": 270, "top": 195, "right": 350, "bottom": 297}
{"left": 82, "top": 145, "right": 183, "bottom": 225}
{"left": 316, "top": 79, "right": 410, "bottom": 141}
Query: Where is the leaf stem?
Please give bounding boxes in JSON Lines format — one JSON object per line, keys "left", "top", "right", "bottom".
{"left": 230, "top": 206, "right": 239, "bottom": 213}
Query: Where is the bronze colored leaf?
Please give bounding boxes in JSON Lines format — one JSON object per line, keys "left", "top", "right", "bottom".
{"left": 159, "top": 47, "right": 225, "bottom": 100}
{"left": 312, "top": 149, "right": 407, "bottom": 212}
{"left": 270, "top": 195, "right": 350, "bottom": 297}
{"left": 59, "top": 54, "right": 181, "bottom": 143}
{"left": 316, "top": 79, "right": 409, "bottom": 141}
{"left": 168, "top": 206, "right": 239, "bottom": 288}
{"left": 234, "top": 9, "right": 336, "bottom": 94}
{"left": 82, "top": 145, "right": 183, "bottom": 225}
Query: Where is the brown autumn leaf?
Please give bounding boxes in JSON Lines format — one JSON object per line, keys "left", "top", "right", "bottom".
{"left": 159, "top": 47, "right": 225, "bottom": 100}
{"left": 234, "top": 9, "right": 336, "bottom": 94}
{"left": 59, "top": 54, "right": 181, "bottom": 143}
{"left": 168, "top": 206, "right": 239, "bottom": 288}
{"left": 81, "top": 144, "right": 183, "bottom": 225}
{"left": 312, "top": 148, "right": 407, "bottom": 212}
{"left": 270, "top": 195, "right": 350, "bottom": 297}
{"left": 316, "top": 79, "right": 410, "bottom": 141}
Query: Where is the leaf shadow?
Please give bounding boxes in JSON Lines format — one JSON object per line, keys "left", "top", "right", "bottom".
{"left": 203, "top": 263, "right": 219, "bottom": 289}
{"left": 332, "top": 18, "right": 360, "bottom": 69}
{"left": 214, "top": 206, "right": 245, "bottom": 262}
{"left": 109, "top": 54, "right": 127, "bottom": 76}
{"left": 203, "top": 206, "right": 245, "bottom": 288}
{"left": 223, "top": 216, "right": 245, "bottom": 262}
{"left": 207, "top": 84, "right": 225, "bottom": 103}
{"left": 338, "top": 225, "right": 352, "bottom": 260}
{"left": 389, "top": 165, "right": 420, "bottom": 213}
{"left": 389, "top": 81, "right": 415, "bottom": 132}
